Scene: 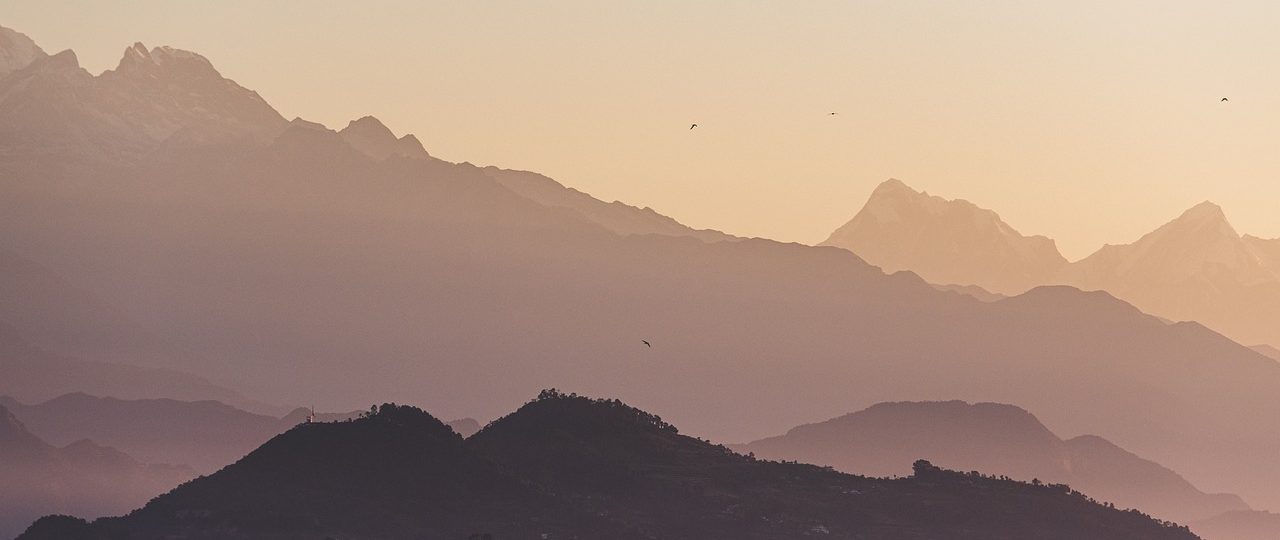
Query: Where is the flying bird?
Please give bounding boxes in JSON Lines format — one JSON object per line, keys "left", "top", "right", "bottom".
{"left": 689, "top": 123, "right": 698, "bottom": 130}
{"left": 642, "top": 340, "right": 651, "bottom": 348}
{"left": 1221, "top": 97, "right": 1229, "bottom": 102}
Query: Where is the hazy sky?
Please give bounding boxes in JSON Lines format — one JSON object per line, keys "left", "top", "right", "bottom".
{"left": 3, "top": 1, "right": 1277, "bottom": 259}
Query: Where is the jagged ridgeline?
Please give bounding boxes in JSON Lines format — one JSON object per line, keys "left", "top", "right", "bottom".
{"left": 20, "top": 391, "right": 1199, "bottom": 540}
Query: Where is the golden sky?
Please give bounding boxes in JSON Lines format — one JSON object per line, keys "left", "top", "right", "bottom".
{"left": 4, "top": 1, "right": 1277, "bottom": 259}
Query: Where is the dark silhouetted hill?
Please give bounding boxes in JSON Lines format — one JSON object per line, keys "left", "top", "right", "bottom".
{"left": 18, "top": 393, "right": 1200, "bottom": 540}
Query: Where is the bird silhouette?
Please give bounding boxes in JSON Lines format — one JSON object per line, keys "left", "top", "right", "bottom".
{"left": 642, "top": 340, "right": 651, "bottom": 348}
{"left": 1221, "top": 97, "right": 1229, "bottom": 102}
{"left": 689, "top": 123, "right": 698, "bottom": 130}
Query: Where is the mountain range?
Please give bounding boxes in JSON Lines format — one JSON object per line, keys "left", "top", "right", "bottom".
{"left": 1058, "top": 202, "right": 1280, "bottom": 349}
{"left": 822, "top": 178, "right": 1068, "bottom": 294}
{"left": 0, "top": 403, "right": 193, "bottom": 540}
{"left": 16, "top": 392, "right": 1200, "bottom": 540}
{"left": 824, "top": 179, "right": 1280, "bottom": 349}
{"left": 738, "top": 400, "right": 1246, "bottom": 526}
{"left": 6, "top": 25, "right": 1280, "bottom": 514}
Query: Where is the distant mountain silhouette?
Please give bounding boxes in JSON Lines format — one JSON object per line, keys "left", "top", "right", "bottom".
{"left": 331, "top": 114, "right": 736, "bottom": 242}
{"left": 822, "top": 179, "right": 1067, "bottom": 294}
{"left": 740, "top": 400, "right": 1246, "bottom": 523}
{"left": 338, "top": 115, "right": 431, "bottom": 161}
{"left": 824, "top": 180, "right": 1280, "bottom": 349}
{"left": 0, "top": 393, "right": 288, "bottom": 473}
{"left": 1192, "top": 510, "right": 1280, "bottom": 540}
{"left": 0, "top": 323, "right": 246, "bottom": 407}
{"left": 447, "top": 417, "right": 483, "bottom": 438}
{"left": 0, "top": 404, "right": 193, "bottom": 539}
{"left": 0, "top": 393, "right": 475, "bottom": 473}
{"left": 18, "top": 393, "right": 1200, "bottom": 540}
{"left": 7, "top": 27, "right": 1280, "bottom": 510}
{"left": 932, "top": 282, "right": 1007, "bottom": 302}
{"left": 1055, "top": 202, "right": 1280, "bottom": 349}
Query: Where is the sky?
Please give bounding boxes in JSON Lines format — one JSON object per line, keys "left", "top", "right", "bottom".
{"left": 3, "top": 0, "right": 1277, "bottom": 259}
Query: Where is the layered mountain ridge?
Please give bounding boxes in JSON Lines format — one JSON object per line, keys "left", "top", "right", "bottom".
{"left": 740, "top": 400, "right": 1247, "bottom": 524}
{"left": 7, "top": 24, "right": 1280, "bottom": 516}
{"left": 0, "top": 404, "right": 193, "bottom": 539}
{"left": 17, "top": 393, "right": 1201, "bottom": 540}
{"left": 825, "top": 179, "right": 1280, "bottom": 349}
{"left": 0, "top": 38, "right": 286, "bottom": 160}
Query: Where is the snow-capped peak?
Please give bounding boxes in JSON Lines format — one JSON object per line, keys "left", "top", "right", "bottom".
{"left": 822, "top": 178, "right": 1066, "bottom": 294}
{"left": 114, "top": 42, "right": 219, "bottom": 77}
